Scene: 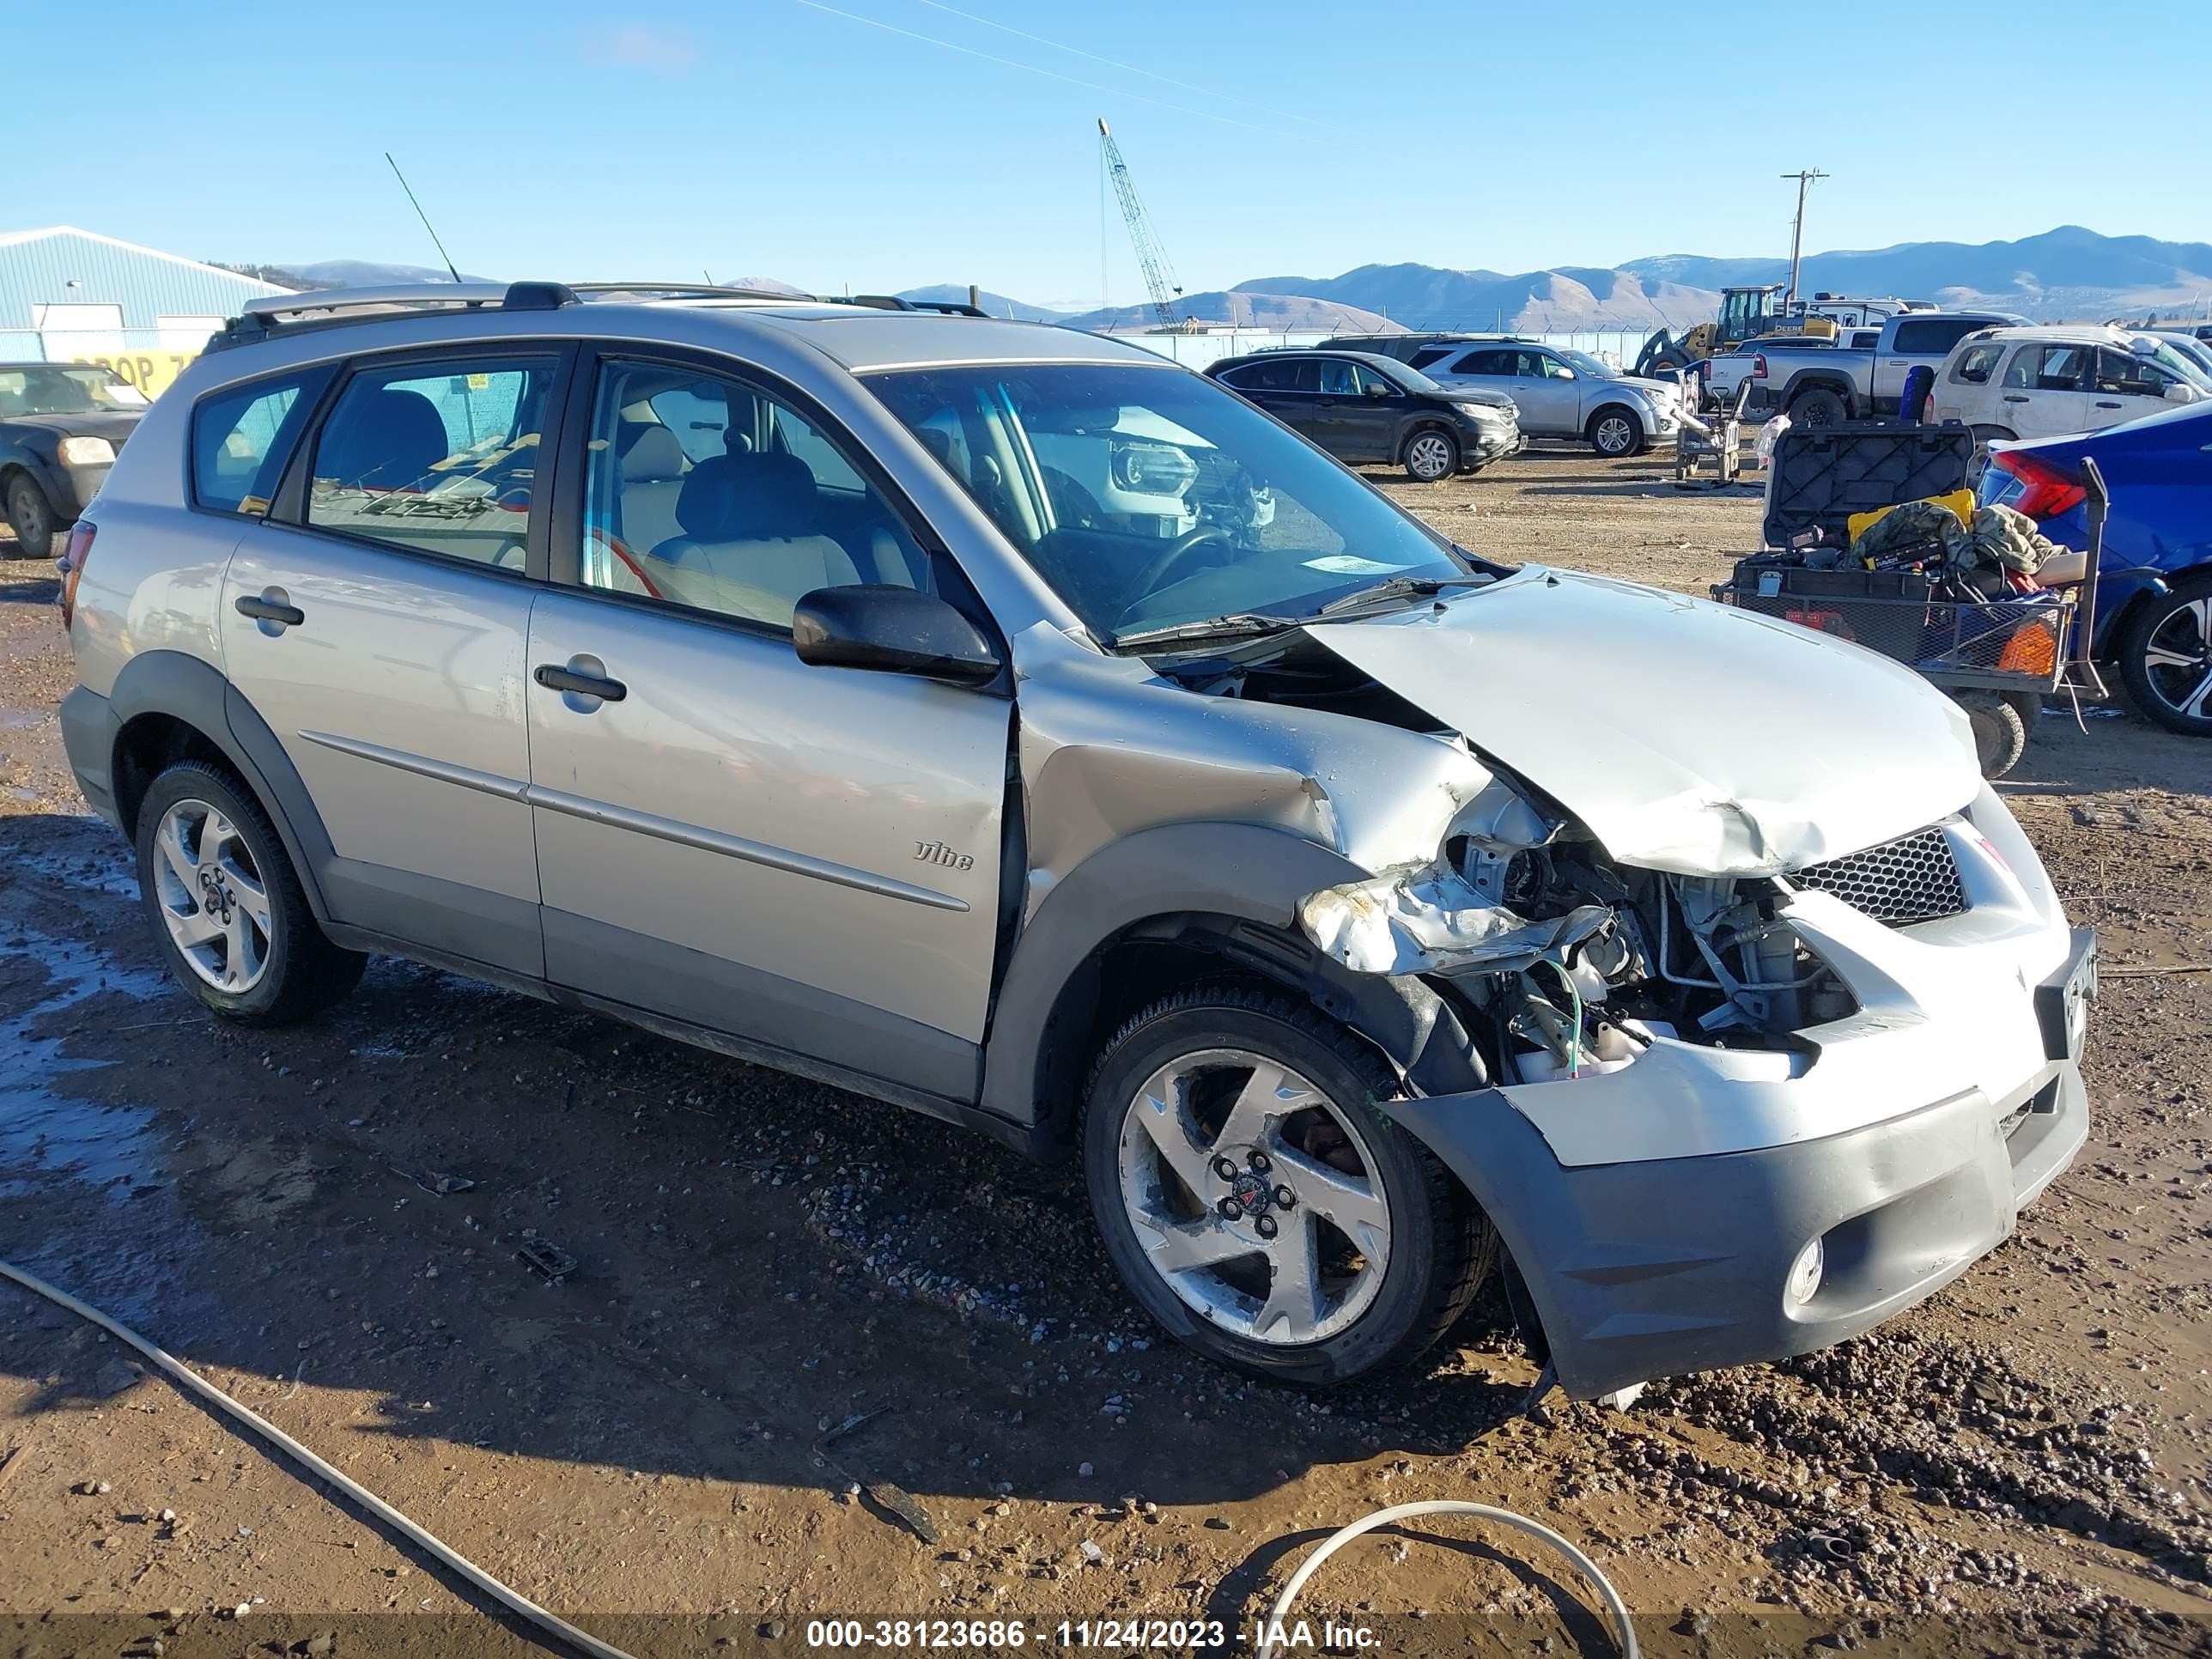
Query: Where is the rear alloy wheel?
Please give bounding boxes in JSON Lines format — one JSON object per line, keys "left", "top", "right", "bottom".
{"left": 1587, "top": 408, "right": 1644, "bottom": 459}
{"left": 1789, "top": 387, "right": 1850, "bottom": 430}
{"left": 2119, "top": 578, "right": 2212, "bottom": 737}
{"left": 5, "top": 477, "right": 56, "bottom": 562}
{"left": 1083, "top": 986, "right": 1487, "bottom": 1387}
{"left": 1402, "top": 428, "right": 1459, "bottom": 482}
{"left": 136, "top": 760, "right": 366, "bottom": 1024}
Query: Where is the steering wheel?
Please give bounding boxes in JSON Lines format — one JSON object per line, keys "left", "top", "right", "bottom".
{"left": 1127, "top": 526, "right": 1236, "bottom": 611}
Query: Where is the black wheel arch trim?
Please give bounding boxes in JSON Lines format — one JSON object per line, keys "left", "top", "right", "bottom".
{"left": 980, "top": 822, "right": 1488, "bottom": 1151}
{"left": 103, "top": 650, "right": 337, "bottom": 925}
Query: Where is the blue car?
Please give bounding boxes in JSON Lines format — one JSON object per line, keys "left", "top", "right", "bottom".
{"left": 1979, "top": 400, "right": 2212, "bottom": 736}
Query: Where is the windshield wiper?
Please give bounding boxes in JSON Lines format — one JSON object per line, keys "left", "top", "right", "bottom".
{"left": 1108, "top": 612, "right": 1303, "bottom": 650}
{"left": 1314, "top": 574, "right": 1476, "bottom": 616}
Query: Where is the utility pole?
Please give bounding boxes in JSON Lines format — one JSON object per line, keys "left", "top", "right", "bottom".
{"left": 1780, "top": 168, "right": 1828, "bottom": 305}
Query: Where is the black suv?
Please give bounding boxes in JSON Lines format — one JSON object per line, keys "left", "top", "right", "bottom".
{"left": 1206, "top": 350, "right": 1521, "bottom": 482}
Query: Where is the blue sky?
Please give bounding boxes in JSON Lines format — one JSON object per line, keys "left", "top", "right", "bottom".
{"left": 11, "top": 0, "right": 2206, "bottom": 308}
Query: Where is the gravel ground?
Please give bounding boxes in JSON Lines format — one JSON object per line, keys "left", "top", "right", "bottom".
{"left": 2, "top": 451, "right": 2209, "bottom": 1657}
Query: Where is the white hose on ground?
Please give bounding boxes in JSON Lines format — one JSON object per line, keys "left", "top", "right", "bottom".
{"left": 0, "top": 1257, "right": 636, "bottom": 1659}
{"left": 1258, "top": 1498, "right": 1638, "bottom": 1659}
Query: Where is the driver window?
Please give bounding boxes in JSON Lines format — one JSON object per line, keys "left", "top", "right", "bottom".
{"left": 1351, "top": 365, "right": 1395, "bottom": 397}
{"left": 1539, "top": 355, "right": 1574, "bottom": 380}
{"left": 1316, "top": 359, "right": 1359, "bottom": 396}
{"left": 1511, "top": 351, "right": 1547, "bottom": 379}
{"left": 577, "top": 359, "right": 924, "bottom": 630}
{"left": 2094, "top": 349, "right": 2166, "bottom": 398}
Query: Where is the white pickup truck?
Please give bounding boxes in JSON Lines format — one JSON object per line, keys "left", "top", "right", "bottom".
{"left": 1711, "top": 312, "right": 2022, "bottom": 427}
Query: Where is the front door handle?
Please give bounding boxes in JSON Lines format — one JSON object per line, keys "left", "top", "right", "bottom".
{"left": 234, "top": 590, "right": 305, "bottom": 629}
{"left": 2094, "top": 400, "right": 2123, "bottom": 410}
{"left": 2002, "top": 393, "right": 2029, "bottom": 404}
{"left": 534, "top": 659, "right": 628, "bottom": 704}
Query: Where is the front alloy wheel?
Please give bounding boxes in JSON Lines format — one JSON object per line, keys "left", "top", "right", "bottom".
{"left": 1403, "top": 429, "right": 1458, "bottom": 482}
{"left": 2121, "top": 580, "right": 2212, "bottom": 736}
{"left": 1117, "top": 1048, "right": 1390, "bottom": 1345}
{"left": 1082, "top": 987, "right": 1488, "bottom": 1386}
{"left": 1588, "top": 410, "right": 1643, "bottom": 458}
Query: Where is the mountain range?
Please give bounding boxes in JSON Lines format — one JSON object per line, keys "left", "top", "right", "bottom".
{"left": 1012, "top": 227, "right": 2212, "bottom": 334}
{"left": 269, "top": 227, "right": 2212, "bottom": 336}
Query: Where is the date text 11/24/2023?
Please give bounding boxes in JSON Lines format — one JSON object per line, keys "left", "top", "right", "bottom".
{"left": 804, "top": 1618, "right": 1381, "bottom": 1650}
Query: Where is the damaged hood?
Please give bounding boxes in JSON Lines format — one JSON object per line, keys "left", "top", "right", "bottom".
{"left": 1309, "top": 568, "right": 1980, "bottom": 875}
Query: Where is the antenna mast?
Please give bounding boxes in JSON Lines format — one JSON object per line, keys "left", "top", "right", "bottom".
{"left": 386, "top": 152, "right": 463, "bottom": 284}
{"left": 1097, "top": 118, "right": 1182, "bottom": 329}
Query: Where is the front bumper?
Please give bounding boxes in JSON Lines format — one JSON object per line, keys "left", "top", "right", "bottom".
{"left": 58, "top": 460, "right": 112, "bottom": 519}
{"left": 1387, "top": 871, "right": 2094, "bottom": 1401}
{"left": 1393, "top": 1045, "right": 2086, "bottom": 1400}
{"left": 1463, "top": 422, "right": 1522, "bottom": 467}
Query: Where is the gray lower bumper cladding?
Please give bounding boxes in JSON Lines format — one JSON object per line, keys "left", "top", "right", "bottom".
{"left": 1389, "top": 1060, "right": 2088, "bottom": 1401}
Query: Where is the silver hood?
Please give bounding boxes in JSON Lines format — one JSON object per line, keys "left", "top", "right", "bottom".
{"left": 1309, "top": 567, "right": 1982, "bottom": 877}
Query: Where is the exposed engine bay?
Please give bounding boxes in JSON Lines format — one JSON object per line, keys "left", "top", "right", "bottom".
{"left": 1152, "top": 632, "right": 1876, "bottom": 1087}
{"left": 1297, "top": 780, "right": 1863, "bottom": 1087}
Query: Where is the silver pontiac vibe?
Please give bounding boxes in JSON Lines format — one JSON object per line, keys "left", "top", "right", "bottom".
{"left": 58, "top": 282, "right": 2094, "bottom": 1394}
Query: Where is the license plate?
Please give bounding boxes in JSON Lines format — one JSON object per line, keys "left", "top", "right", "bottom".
{"left": 2037, "top": 927, "right": 2097, "bottom": 1060}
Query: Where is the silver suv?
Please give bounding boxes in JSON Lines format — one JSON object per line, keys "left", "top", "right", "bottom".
{"left": 57, "top": 282, "right": 2094, "bottom": 1395}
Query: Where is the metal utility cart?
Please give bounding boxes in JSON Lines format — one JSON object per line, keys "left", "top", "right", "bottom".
{"left": 1710, "top": 423, "right": 2105, "bottom": 779}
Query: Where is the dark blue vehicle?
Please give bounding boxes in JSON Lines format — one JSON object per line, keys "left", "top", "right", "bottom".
{"left": 1979, "top": 400, "right": 2212, "bottom": 736}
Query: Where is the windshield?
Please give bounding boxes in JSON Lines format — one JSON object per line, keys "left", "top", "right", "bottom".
{"left": 1554, "top": 349, "right": 1616, "bottom": 380}
{"left": 0, "top": 366, "right": 149, "bottom": 416}
{"left": 866, "top": 362, "right": 1472, "bottom": 641}
{"left": 2144, "top": 338, "right": 2212, "bottom": 390}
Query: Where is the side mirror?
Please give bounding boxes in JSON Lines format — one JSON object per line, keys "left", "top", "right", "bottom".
{"left": 2165, "top": 381, "right": 2197, "bottom": 404}
{"left": 1363, "top": 380, "right": 1394, "bottom": 398}
{"left": 793, "top": 585, "right": 1002, "bottom": 688}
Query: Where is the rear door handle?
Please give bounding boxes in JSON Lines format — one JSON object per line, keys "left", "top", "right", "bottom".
{"left": 234, "top": 591, "right": 305, "bottom": 629}
{"left": 533, "top": 659, "right": 628, "bottom": 704}
{"left": 2002, "top": 393, "right": 2029, "bottom": 403}
{"left": 2094, "top": 400, "right": 2124, "bottom": 410}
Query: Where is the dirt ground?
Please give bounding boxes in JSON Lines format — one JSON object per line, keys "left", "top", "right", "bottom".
{"left": 2, "top": 447, "right": 2209, "bottom": 1659}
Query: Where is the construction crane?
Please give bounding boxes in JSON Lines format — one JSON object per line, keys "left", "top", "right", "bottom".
{"left": 1097, "top": 118, "right": 1182, "bottom": 329}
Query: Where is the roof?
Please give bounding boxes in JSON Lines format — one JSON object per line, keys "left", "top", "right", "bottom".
{"left": 0, "top": 226, "right": 292, "bottom": 330}
{"left": 211, "top": 282, "right": 1162, "bottom": 374}
{"left": 1969, "top": 324, "right": 2136, "bottom": 343}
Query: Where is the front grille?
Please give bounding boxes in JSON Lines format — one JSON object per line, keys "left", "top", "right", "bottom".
{"left": 1793, "top": 826, "right": 1967, "bottom": 927}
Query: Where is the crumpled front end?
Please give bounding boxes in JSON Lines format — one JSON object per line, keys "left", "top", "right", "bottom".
{"left": 1295, "top": 773, "right": 2094, "bottom": 1397}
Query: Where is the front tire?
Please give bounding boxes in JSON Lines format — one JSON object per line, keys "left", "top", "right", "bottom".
{"left": 135, "top": 760, "right": 366, "bottom": 1024}
{"left": 1081, "top": 984, "right": 1486, "bottom": 1388}
{"left": 1402, "top": 428, "right": 1459, "bottom": 482}
{"left": 2118, "top": 576, "right": 2212, "bottom": 736}
{"left": 1586, "top": 407, "right": 1644, "bottom": 458}
{"left": 5, "top": 477, "right": 56, "bottom": 562}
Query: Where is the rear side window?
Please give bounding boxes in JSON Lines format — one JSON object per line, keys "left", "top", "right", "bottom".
{"left": 303, "top": 356, "right": 557, "bottom": 569}
{"left": 2004, "top": 345, "right": 2088, "bottom": 392}
{"left": 1893, "top": 319, "right": 1985, "bottom": 356}
{"left": 191, "top": 368, "right": 332, "bottom": 514}
{"left": 1453, "top": 349, "right": 1513, "bottom": 376}
{"left": 1951, "top": 343, "right": 2004, "bottom": 385}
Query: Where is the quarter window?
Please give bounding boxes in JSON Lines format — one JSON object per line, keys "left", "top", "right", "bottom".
{"left": 191, "top": 368, "right": 333, "bottom": 514}
{"left": 304, "top": 357, "right": 556, "bottom": 568}
{"left": 1407, "top": 347, "right": 1454, "bottom": 371}
{"left": 576, "top": 359, "right": 926, "bottom": 630}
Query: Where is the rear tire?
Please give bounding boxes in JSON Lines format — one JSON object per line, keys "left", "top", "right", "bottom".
{"left": 1402, "top": 428, "right": 1459, "bottom": 482}
{"left": 1081, "top": 983, "right": 1487, "bottom": 1388}
{"left": 1954, "top": 690, "right": 2030, "bottom": 778}
{"left": 1789, "top": 387, "right": 1850, "bottom": 430}
{"left": 1586, "top": 407, "right": 1644, "bottom": 458}
{"left": 2118, "top": 575, "right": 2212, "bottom": 737}
{"left": 5, "top": 477, "right": 56, "bottom": 562}
{"left": 135, "top": 760, "right": 366, "bottom": 1025}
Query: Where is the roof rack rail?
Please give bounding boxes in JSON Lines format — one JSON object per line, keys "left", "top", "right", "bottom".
{"left": 215, "top": 281, "right": 581, "bottom": 349}
{"left": 568, "top": 281, "right": 816, "bottom": 303}
{"left": 847, "top": 294, "right": 989, "bottom": 318}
